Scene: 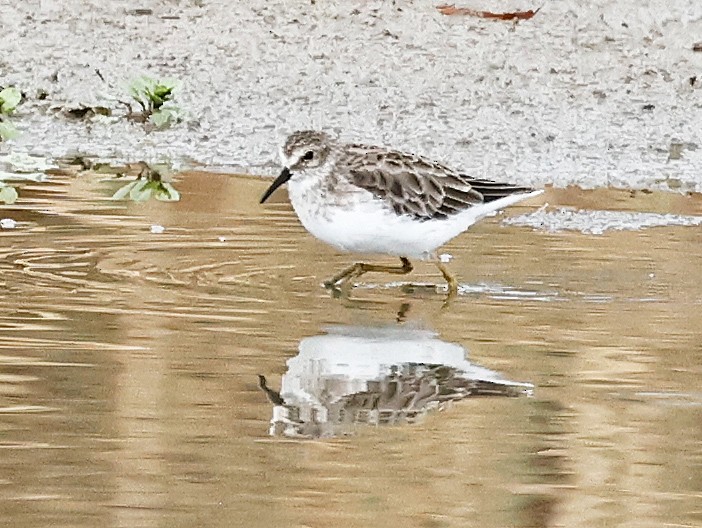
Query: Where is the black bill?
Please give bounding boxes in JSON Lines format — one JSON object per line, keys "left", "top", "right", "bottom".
{"left": 259, "top": 167, "right": 292, "bottom": 204}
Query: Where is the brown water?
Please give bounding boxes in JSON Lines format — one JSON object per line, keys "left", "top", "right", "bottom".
{"left": 0, "top": 170, "right": 701, "bottom": 527}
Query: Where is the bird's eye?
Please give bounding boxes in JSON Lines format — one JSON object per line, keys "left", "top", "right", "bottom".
{"left": 302, "top": 151, "right": 314, "bottom": 161}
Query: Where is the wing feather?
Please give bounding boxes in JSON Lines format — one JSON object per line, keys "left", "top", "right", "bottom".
{"left": 343, "top": 145, "right": 535, "bottom": 221}
{"left": 459, "top": 176, "right": 535, "bottom": 203}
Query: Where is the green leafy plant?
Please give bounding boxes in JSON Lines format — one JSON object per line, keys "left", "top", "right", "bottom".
{"left": 0, "top": 87, "right": 20, "bottom": 114}
{"left": 127, "top": 76, "right": 182, "bottom": 128}
{"left": 0, "top": 122, "right": 18, "bottom": 142}
{"left": 111, "top": 162, "right": 180, "bottom": 202}
{"left": 0, "top": 87, "right": 21, "bottom": 141}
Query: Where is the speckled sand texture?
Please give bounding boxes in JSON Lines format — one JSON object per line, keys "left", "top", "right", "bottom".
{"left": 1, "top": 0, "right": 701, "bottom": 190}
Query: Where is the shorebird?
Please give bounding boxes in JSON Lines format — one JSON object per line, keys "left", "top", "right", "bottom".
{"left": 260, "top": 130, "right": 542, "bottom": 295}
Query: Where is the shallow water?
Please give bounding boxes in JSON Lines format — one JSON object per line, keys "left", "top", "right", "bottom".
{"left": 0, "top": 170, "right": 700, "bottom": 527}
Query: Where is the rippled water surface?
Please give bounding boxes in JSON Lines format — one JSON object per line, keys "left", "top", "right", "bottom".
{"left": 1, "top": 171, "right": 701, "bottom": 527}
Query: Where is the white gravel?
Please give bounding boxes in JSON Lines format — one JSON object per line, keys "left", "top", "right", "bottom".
{"left": 0, "top": 218, "right": 17, "bottom": 229}
{"left": 504, "top": 207, "right": 702, "bottom": 233}
{"left": 1, "top": 0, "right": 701, "bottom": 191}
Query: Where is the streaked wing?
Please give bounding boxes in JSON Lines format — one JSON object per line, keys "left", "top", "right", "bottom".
{"left": 343, "top": 145, "right": 533, "bottom": 220}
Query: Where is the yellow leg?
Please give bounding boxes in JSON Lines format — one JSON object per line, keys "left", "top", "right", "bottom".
{"left": 324, "top": 257, "right": 413, "bottom": 289}
{"left": 435, "top": 261, "right": 459, "bottom": 299}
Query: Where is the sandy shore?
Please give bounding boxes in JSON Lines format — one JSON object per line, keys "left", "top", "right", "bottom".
{"left": 1, "top": 0, "right": 701, "bottom": 191}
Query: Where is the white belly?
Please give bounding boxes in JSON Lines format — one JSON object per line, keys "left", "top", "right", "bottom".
{"left": 292, "top": 195, "right": 475, "bottom": 259}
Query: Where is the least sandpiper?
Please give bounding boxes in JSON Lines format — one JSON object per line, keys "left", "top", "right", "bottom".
{"left": 260, "top": 130, "right": 542, "bottom": 295}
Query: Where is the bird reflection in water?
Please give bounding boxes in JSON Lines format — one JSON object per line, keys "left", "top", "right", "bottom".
{"left": 258, "top": 319, "right": 533, "bottom": 438}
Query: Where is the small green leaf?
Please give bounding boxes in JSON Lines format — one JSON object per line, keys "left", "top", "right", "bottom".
{"left": 0, "top": 185, "right": 18, "bottom": 204}
{"left": 128, "top": 76, "right": 152, "bottom": 96}
{"left": 129, "top": 179, "right": 155, "bottom": 201}
{"left": 111, "top": 166, "right": 180, "bottom": 202}
{"left": 150, "top": 107, "right": 181, "bottom": 128}
{"left": 0, "top": 121, "right": 19, "bottom": 141}
{"left": 153, "top": 85, "right": 172, "bottom": 98}
{"left": 111, "top": 180, "right": 141, "bottom": 200}
{"left": 150, "top": 110, "right": 169, "bottom": 128}
{"left": 0, "top": 87, "right": 21, "bottom": 115}
{"left": 127, "top": 76, "right": 179, "bottom": 118}
{"left": 151, "top": 84, "right": 174, "bottom": 108}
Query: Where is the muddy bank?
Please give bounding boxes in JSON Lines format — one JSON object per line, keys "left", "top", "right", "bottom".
{"left": 1, "top": 0, "right": 701, "bottom": 191}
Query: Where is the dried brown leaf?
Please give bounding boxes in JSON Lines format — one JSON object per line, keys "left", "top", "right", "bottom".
{"left": 437, "top": 4, "right": 541, "bottom": 21}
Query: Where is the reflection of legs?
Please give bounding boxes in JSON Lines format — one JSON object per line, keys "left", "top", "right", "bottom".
{"left": 435, "top": 261, "right": 459, "bottom": 298}
{"left": 396, "top": 302, "right": 411, "bottom": 323}
{"left": 324, "top": 257, "right": 413, "bottom": 289}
